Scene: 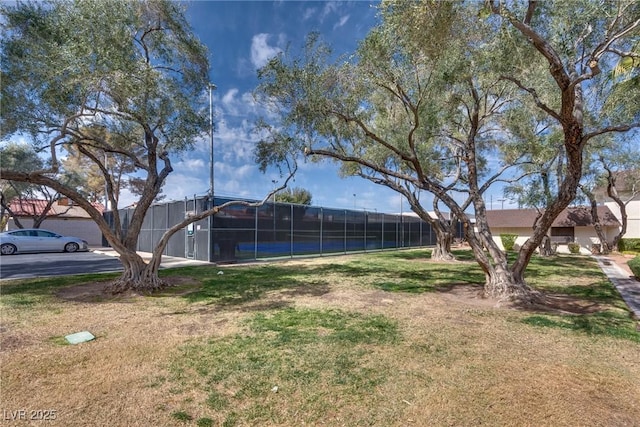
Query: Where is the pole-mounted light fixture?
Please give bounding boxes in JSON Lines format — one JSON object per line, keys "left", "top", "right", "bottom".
{"left": 208, "top": 83, "right": 217, "bottom": 198}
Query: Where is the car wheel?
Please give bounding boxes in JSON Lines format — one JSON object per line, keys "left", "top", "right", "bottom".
{"left": 1, "top": 243, "right": 17, "bottom": 255}
{"left": 64, "top": 242, "right": 79, "bottom": 253}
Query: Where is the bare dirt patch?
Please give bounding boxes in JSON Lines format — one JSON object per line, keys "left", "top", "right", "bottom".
{"left": 55, "top": 276, "right": 199, "bottom": 302}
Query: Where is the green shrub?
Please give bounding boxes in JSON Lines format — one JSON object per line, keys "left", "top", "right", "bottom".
{"left": 568, "top": 242, "right": 581, "bottom": 254}
{"left": 619, "top": 238, "right": 640, "bottom": 253}
{"left": 628, "top": 256, "right": 640, "bottom": 278}
{"left": 500, "top": 233, "right": 518, "bottom": 251}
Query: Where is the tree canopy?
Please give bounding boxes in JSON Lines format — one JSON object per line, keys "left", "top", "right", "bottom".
{"left": 275, "top": 187, "right": 313, "bottom": 205}
{"left": 0, "top": 0, "right": 211, "bottom": 290}
{"left": 255, "top": 0, "right": 640, "bottom": 301}
{"left": 1, "top": 0, "right": 296, "bottom": 291}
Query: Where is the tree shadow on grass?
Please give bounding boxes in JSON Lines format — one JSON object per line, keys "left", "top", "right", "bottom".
{"left": 520, "top": 309, "right": 640, "bottom": 342}
{"left": 303, "top": 263, "right": 390, "bottom": 277}
{"left": 381, "top": 249, "right": 477, "bottom": 262}
{"left": 180, "top": 265, "right": 332, "bottom": 307}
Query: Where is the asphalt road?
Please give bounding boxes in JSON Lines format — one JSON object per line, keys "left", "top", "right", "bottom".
{"left": 0, "top": 251, "right": 123, "bottom": 280}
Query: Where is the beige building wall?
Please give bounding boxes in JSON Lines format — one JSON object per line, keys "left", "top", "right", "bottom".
{"left": 605, "top": 200, "right": 640, "bottom": 239}
{"left": 487, "top": 225, "right": 618, "bottom": 254}
{"left": 488, "top": 227, "right": 530, "bottom": 251}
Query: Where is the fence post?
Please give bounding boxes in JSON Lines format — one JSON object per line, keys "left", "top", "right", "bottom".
{"left": 381, "top": 213, "right": 384, "bottom": 251}
{"left": 165, "top": 202, "right": 170, "bottom": 256}
{"left": 183, "top": 197, "right": 187, "bottom": 258}
{"left": 344, "top": 210, "right": 347, "bottom": 254}
{"left": 290, "top": 203, "right": 294, "bottom": 258}
{"left": 364, "top": 210, "right": 367, "bottom": 252}
{"left": 320, "top": 207, "right": 324, "bottom": 256}
{"left": 254, "top": 205, "right": 258, "bottom": 261}
{"left": 207, "top": 195, "right": 212, "bottom": 262}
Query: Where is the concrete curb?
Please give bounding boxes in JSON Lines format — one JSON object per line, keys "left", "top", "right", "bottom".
{"left": 593, "top": 255, "right": 640, "bottom": 319}
{"left": 90, "top": 247, "right": 211, "bottom": 269}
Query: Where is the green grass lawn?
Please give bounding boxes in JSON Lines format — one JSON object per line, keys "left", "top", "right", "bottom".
{"left": 1, "top": 249, "right": 639, "bottom": 426}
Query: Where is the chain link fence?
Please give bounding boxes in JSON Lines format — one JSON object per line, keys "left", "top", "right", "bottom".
{"left": 104, "top": 195, "right": 463, "bottom": 263}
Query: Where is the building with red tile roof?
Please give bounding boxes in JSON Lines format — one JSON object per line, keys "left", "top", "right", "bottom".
{"left": 4, "top": 198, "right": 105, "bottom": 246}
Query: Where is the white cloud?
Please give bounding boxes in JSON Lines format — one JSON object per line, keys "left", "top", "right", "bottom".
{"left": 222, "top": 88, "right": 239, "bottom": 107}
{"left": 162, "top": 172, "right": 209, "bottom": 201}
{"left": 334, "top": 14, "right": 350, "bottom": 29}
{"left": 176, "top": 158, "right": 206, "bottom": 170}
{"left": 215, "top": 119, "right": 258, "bottom": 163}
{"left": 302, "top": 7, "right": 316, "bottom": 21}
{"left": 321, "top": 2, "right": 339, "bottom": 21}
{"left": 250, "top": 33, "right": 282, "bottom": 69}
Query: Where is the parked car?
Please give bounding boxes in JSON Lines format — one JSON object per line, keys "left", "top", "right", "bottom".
{"left": 0, "top": 229, "right": 88, "bottom": 255}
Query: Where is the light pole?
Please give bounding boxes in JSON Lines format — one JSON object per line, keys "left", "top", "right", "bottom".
{"left": 208, "top": 83, "right": 216, "bottom": 263}
{"left": 353, "top": 193, "right": 356, "bottom": 210}
{"left": 208, "top": 83, "right": 217, "bottom": 198}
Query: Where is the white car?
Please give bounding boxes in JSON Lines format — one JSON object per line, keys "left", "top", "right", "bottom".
{"left": 0, "top": 229, "right": 88, "bottom": 255}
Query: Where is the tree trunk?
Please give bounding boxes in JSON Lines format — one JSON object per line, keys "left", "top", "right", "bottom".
{"left": 104, "top": 250, "right": 165, "bottom": 294}
{"left": 483, "top": 265, "right": 535, "bottom": 302}
{"left": 538, "top": 235, "right": 553, "bottom": 257}
{"left": 459, "top": 213, "right": 538, "bottom": 303}
{"left": 431, "top": 225, "right": 455, "bottom": 261}
{"left": 581, "top": 184, "right": 611, "bottom": 254}
{"left": 606, "top": 175, "right": 629, "bottom": 253}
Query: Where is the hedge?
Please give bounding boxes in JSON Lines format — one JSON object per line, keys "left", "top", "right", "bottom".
{"left": 628, "top": 256, "right": 640, "bottom": 279}
{"left": 568, "top": 242, "right": 581, "bottom": 254}
{"left": 619, "top": 238, "right": 640, "bottom": 253}
{"left": 500, "top": 234, "right": 518, "bottom": 251}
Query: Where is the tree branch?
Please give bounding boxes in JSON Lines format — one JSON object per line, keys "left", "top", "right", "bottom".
{"left": 583, "top": 122, "right": 640, "bottom": 142}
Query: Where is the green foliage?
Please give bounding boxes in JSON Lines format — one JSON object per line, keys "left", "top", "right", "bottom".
{"left": 619, "top": 238, "right": 640, "bottom": 253}
{"left": 254, "top": 0, "right": 640, "bottom": 299}
{"left": 275, "top": 187, "right": 312, "bottom": 205}
{"left": 0, "top": 143, "right": 45, "bottom": 201}
{"left": 500, "top": 234, "right": 518, "bottom": 251}
{"left": 568, "top": 242, "right": 581, "bottom": 254}
{"left": 0, "top": 0, "right": 210, "bottom": 281}
{"left": 628, "top": 256, "right": 640, "bottom": 278}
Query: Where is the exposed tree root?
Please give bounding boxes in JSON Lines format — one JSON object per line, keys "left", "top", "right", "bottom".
{"left": 103, "top": 272, "right": 168, "bottom": 295}
{"left": 431, "top": 249, "right": 457, "bottom": 262}
{"left": 483, "top": 278, "right": 545, "bottom": 306}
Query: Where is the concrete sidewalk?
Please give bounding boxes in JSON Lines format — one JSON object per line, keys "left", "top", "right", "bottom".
{"left": 593, "top": 255, "right": 640, "bottom": 319}
{"left": 91, "top": 247, "right": 211, "bottom": 269}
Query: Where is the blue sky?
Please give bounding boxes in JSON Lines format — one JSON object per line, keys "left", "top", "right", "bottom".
{"left": 121, "top": 0, "right": 508, "bottom": 213}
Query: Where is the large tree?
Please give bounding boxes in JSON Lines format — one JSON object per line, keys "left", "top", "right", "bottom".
{"left": 255, "top": 1, "right": 640, "bottom": 302}
{"left": 0, "top": 0, "right": 295, "bottom": 291}
{"left": 596, "top": 139, "right": 640, "bottom": 251}
{"left": 488, "top": 0, "right": 639, "bottom": 276}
